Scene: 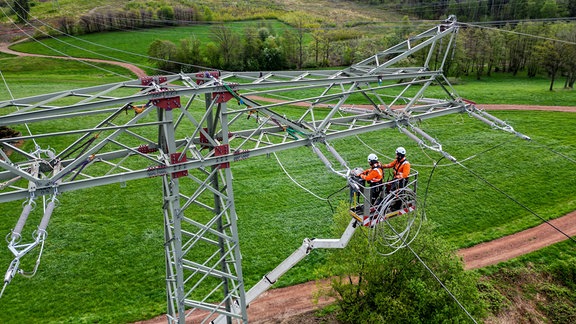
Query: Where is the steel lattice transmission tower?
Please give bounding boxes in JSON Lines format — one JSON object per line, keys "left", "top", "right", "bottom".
{"left": 0, "top": 16, "right": 526, "bottom": 323}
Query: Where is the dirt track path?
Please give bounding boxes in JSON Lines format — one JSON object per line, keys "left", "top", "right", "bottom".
{"left": 459, "top": 211, "right": 576, "bottom": 270}
{"left": 0, "top": 42, "right": 148, "bottom": 78}
{"left": 3, "top": 41, "right": 575, "bottom": 323}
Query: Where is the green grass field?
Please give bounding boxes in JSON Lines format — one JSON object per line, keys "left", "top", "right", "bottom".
{"left": 8, "top": 19, "right": 294, "bottom": 75}
{"left": 0, "top": 48, "right": 575, "bottom": 322}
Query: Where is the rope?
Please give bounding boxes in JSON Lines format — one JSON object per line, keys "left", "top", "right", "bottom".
{"left": 422, "top": 156, "right": 443, "bottom": 215}
{"left": 0, "top": 5, "right": 131, "bottom": 78}
{"left": 456, "top": 161, "right": 576, "bottom": 244}
{"left": 0, "top": 69, "right": 39, "bottom": 148}
{"left": 59, "top": 136, "right": 98, "bottom": 161}
{"left": 374, "top": 192, "right": 422, "bottom": 256}
{"left": 0, "top": 69, "right": 14, "bottom": 99}
{"left": 415, "top": 140, "right": 509, "bottom": 168}
{"left": 354, "top": 135, "right": 395, "bottom": 161}
{"left": 326, "top": 185, "right": 349, "bottom": 214}
{"left": 461, "top": 22, "right": 576, "bottom": 46}
{"left": 2, "top": 0, "right": 167, "bottom": 76}
{"left": 0, "top": 278, "right": 9, "bottom": 298}
{"left": 268, "top": 133, "right": 354, "bottom": 213}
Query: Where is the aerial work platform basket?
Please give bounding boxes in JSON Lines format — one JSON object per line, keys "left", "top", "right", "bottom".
{"left": 349, "top": 172, "right": 418, "bottom": 227}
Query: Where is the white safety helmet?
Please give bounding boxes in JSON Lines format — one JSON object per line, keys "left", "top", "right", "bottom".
{"left": 396, "top": 147, "right": 406, "bottom": 155}
{"left": 367, "top": 153, "right": 378, "bottom": 163}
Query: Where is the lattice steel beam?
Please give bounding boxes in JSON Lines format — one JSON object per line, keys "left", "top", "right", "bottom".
{"left": 1, "top": 16, "right": 526, "bottom": 323}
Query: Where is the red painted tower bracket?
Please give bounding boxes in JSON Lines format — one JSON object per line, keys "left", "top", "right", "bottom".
{"left": 170, "top": 153, "right": 188, "bottom": 178}
{"left": 212, "top": 91, "right": 236, "bottom": 103}
{"left": 152, "top": 96, "right": 181, "bottom": 110}
{"left": 214, "top": 145, "right": 230, "bottom": 169}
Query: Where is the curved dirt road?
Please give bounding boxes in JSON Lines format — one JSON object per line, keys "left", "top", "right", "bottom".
{"left": 3, "top": 41, "right": 575, "bottom": 323}
{"left": 0, "top": 42, "right": 148, "bottom": 78}
{"left": 459, "top": 211, "right": 576, "bottom": 270}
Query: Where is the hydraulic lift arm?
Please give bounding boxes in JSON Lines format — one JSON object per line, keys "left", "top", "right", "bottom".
{"left": 213, "top": 218, "right": 359, "bottom": 323}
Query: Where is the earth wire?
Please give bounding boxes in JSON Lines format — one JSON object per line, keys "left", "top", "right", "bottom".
{"left": 0, "top": 68, "right": 37, "bottom": 148}
{"left": 402, "top": 238, "right": 479, "bottom": 324}
{"left": 271, "top": 150, "right": 328, "bottom": 202}
{"left": 380, "top": 196, "right": 479, "bottom": 323}
{"left": 4, "top": 0, "right": 213, "bottom": 74}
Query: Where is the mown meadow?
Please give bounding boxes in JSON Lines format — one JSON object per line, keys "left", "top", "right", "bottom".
{"left": 0, "top": 26, "right": 575, "bottom": 322}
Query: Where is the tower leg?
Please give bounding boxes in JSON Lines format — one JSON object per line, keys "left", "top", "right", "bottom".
{"left": 160, "top": 97, "right": 247, "bottom": 323}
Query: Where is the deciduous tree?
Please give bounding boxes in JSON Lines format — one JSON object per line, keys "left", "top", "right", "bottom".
{"left": 148, "top": 39, "right": 179, "bottom": 72}
{"left": 210, "top": 25, "right": 240, "bottom": 70}
{"left": 325, "top": 210, "right": 486, "bottom": 322}
{"left": 13, "top": 0, "right": 30, "bottom": 23}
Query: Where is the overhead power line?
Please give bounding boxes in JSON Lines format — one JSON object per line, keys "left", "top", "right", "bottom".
{"left": 461, "top": 22, "right": 576, "bottom": 45}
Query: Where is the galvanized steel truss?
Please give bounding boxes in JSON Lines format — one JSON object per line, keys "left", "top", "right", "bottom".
{"left": 0, "top": 16, "right": 524, "bottom": 323}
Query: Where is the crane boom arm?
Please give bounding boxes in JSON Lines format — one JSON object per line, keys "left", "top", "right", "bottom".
{"left": 212, "top": 219, "right": 359, "bottom": 323}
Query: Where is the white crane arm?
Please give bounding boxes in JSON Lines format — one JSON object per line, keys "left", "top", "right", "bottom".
{"left": 212, "top": 218, "right": 358, "bottom": 323}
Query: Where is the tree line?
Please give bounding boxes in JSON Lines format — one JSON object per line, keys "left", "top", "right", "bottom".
{"left": 4, "top": 1, "right": 575, "bottom": 90}
{"left": 3, "top": 0, "right": 212, "bottom": 31}
{"left": 353, "top": 0, "right": 576, "bottom": 22}
{"left": 148, "top": 19, "right": 576, "bottom": 91}
{"left": 453, "top": 21, "right": 576, "bottom": 90}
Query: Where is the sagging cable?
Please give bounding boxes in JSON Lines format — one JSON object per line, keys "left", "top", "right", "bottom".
{"left": 467, "top": 106, "right": 530, "bottom": 140}
{"left": 399, "top": 125, "right": 457, "bottom": 162}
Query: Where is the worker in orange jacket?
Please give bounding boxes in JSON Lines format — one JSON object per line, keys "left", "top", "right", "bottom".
{"left": 383, "top": 146, "right": 411, "bottom": 191}
{"left": 360, "top": 153, "right": 384, "bottom": 203}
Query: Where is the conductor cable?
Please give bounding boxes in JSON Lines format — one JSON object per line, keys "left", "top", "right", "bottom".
{"left": 403, "top": 240, "right": 478, "bottom": 323}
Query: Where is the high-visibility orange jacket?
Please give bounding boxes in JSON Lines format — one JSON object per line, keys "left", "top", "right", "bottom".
{"left": 360, "top": 162, "right": 383, "bottom": 183}
{"left": 384, "top": 157, "right": 410, "bottom": 179}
